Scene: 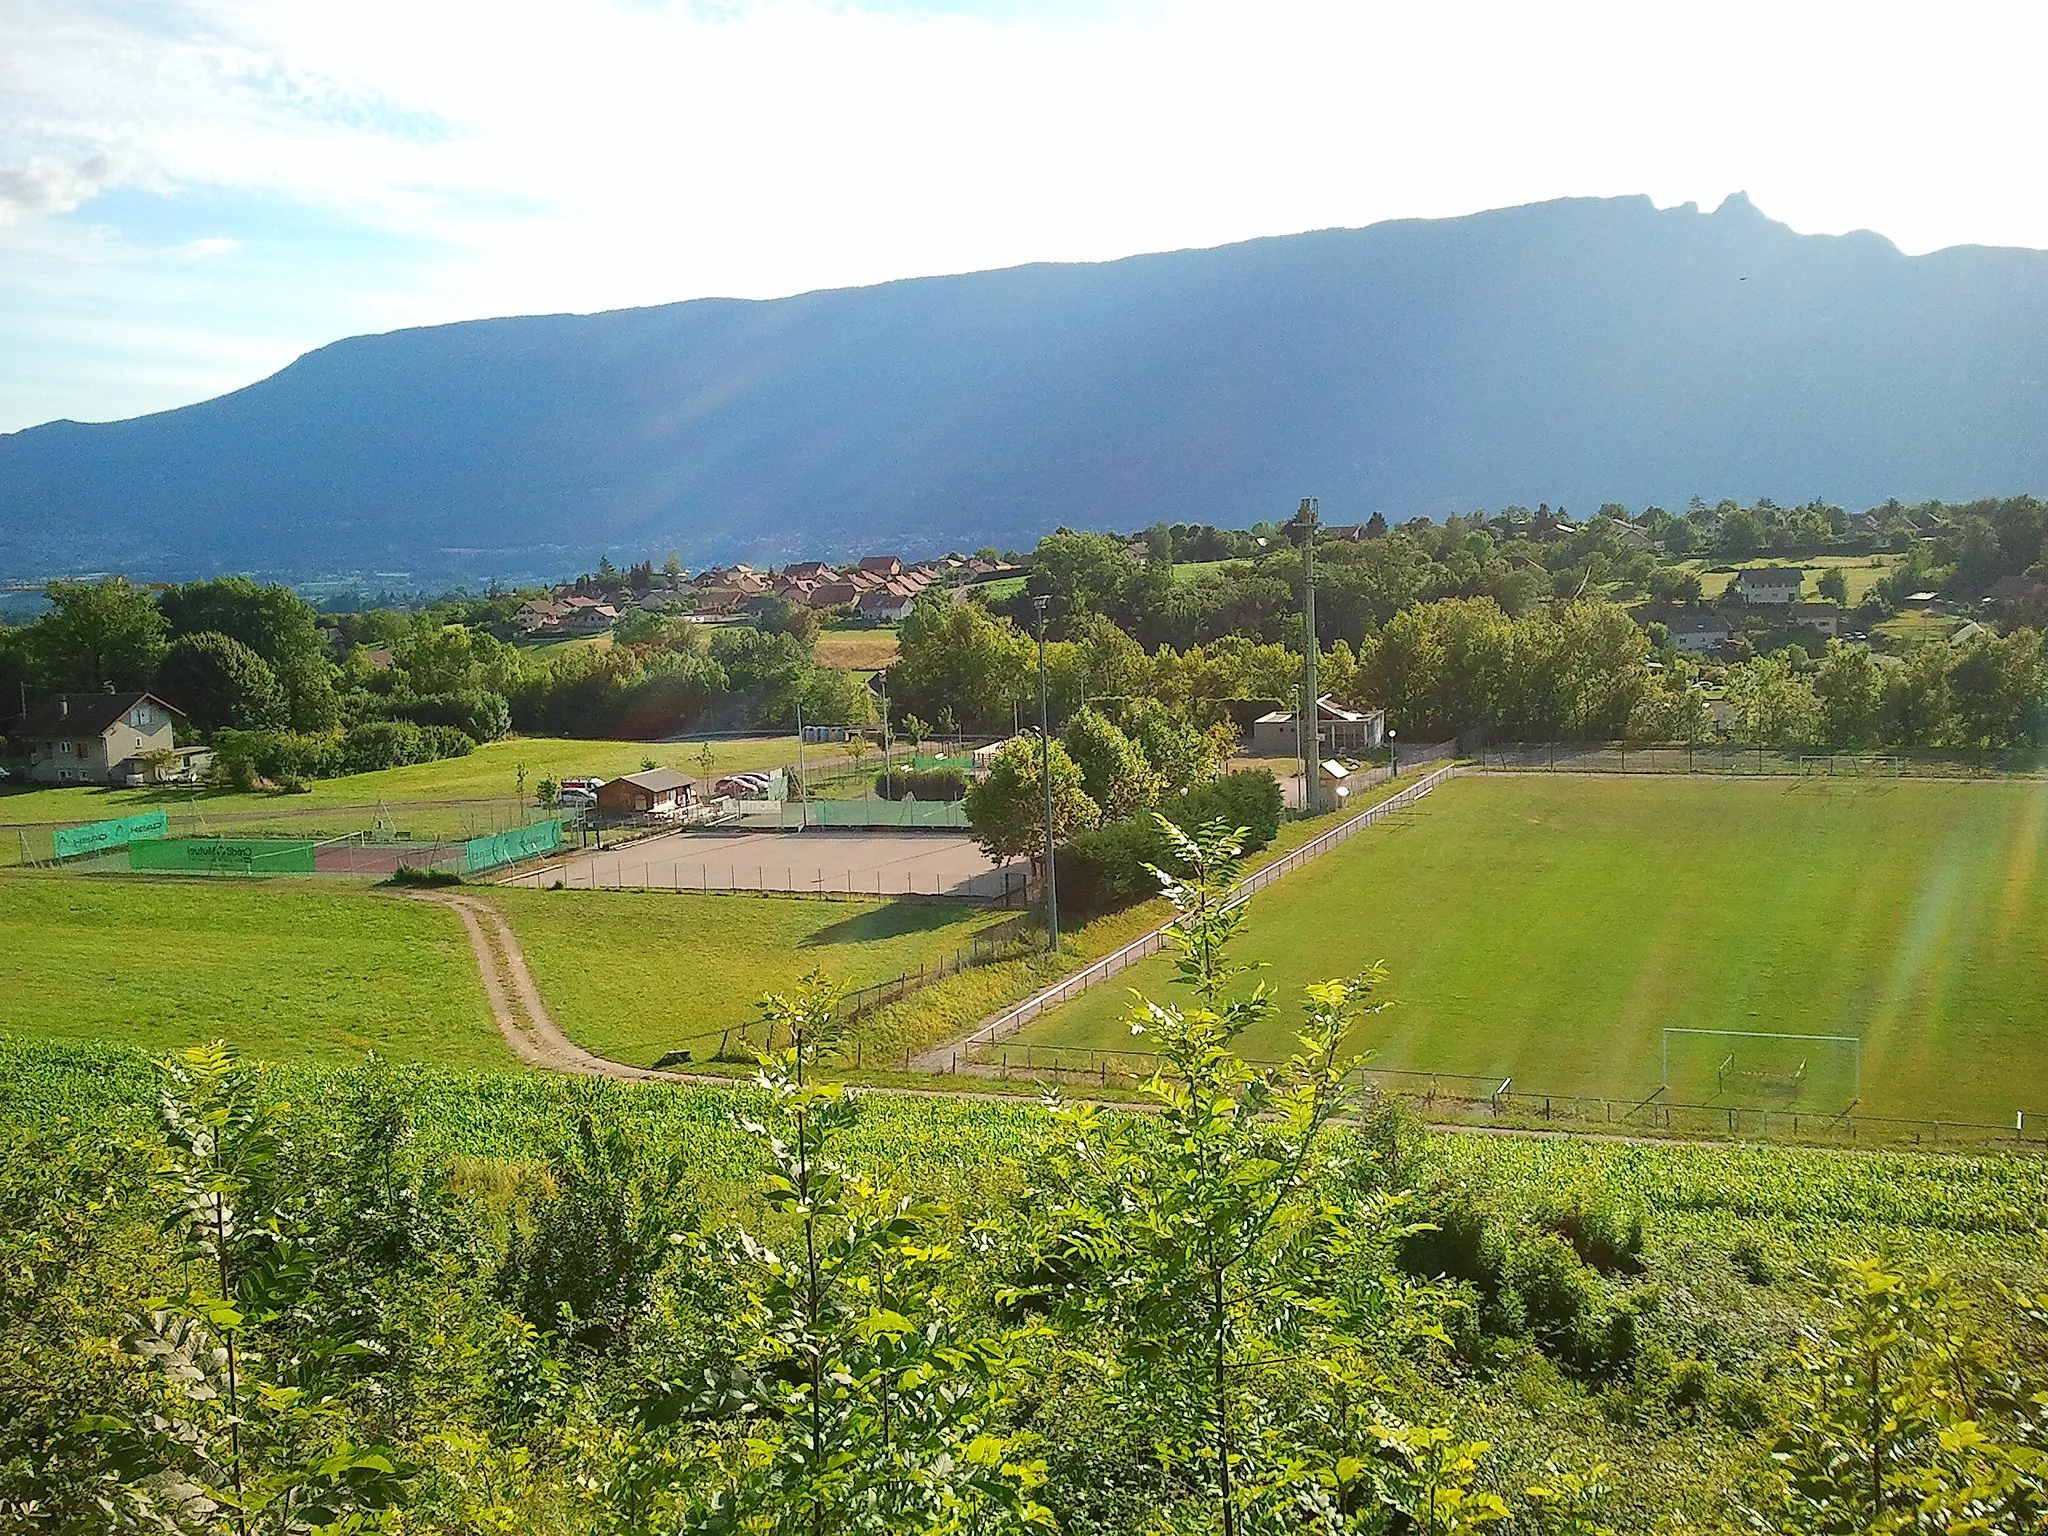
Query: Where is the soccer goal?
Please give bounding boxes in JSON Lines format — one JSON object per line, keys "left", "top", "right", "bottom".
{"left": 1661, "top": 1028, "right": 1861, "bottom": 1110}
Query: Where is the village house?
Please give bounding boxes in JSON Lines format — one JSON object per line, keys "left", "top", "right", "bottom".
{"left": 1788, "top": 602, "right": 1843, "bottom": 637}
{"left": 1736, "top": 567, "right": 1804, "bottom": 604}
{"left": 555, "top": 603, "right": 620, "bottom": 636}
{"left": 857, "top": 555, "right": 904, "bottom": 578}
{"left": 691, "top": 587, "right": 748, "bottom": 616}
{"left": 805, "top": 580, "right": 860, "bottom": 609}
{"left": 858, "top": 585, "right": 917, "bottom": 622}
{"left": 1666, "top": 613, "right": 1734, "bottom": 654}
{"left": 11, "top": 692, "right": 185, "bottom": 786}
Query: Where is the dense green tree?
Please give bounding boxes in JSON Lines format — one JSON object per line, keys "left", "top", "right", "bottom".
{"left": 1722, "top": 655, "right": 1821, "bottom": 746}
{"left": 392, "top": 622, "right": 523, "bottom": 699}
{"left": 1881, "top": 643, "right": 1955, "bottom": 746}
{"left": 1948, "top": 629, "right": 2048, "bottom": 747}
{"left": 1626, "top": 672, "right": 1711, "bottom": 742}
{"left": 1812, "top": 640, "right": 1885, "bottom": 747}
{"left": 1060, "top": 707, "right": 1159, "bottom": 821}
{"left": 155, "top": 631, "right": 287, "bottom": 734}
{"left": 752, "top": 594, "right": 821, "bottom": 647}
{"left": 26, "top": 579, "right": 168, "bottom": 693}
{"left": 893, "top": 598, "right": 1034, "bottom": 731}
{"left": 963, "top": 736, "right": 1097, "bottom": 871}
{"left": 159, "top": 576, "right": 339, "bottom": 732}
{"left": 1120, "top": 699, "right": 1227, "bottom": 794}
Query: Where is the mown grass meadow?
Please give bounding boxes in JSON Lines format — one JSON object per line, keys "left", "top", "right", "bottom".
{"left": 0, "top": 875, "right": 503, "bottom": 1067}
{"left": 1020, "top": 773, "right": 2048, "bottom": 1124}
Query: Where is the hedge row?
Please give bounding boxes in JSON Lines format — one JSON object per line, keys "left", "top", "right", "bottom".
{"left": 212, "top": 720, "right": 476, "bottom": 789}
{"left": 1056, "top": 769, "right": 1284, "bottom": 913}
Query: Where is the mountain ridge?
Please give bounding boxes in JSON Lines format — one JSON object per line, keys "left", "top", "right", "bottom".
{"left": 2, "top": 192, "right": 2044, "bottom": 581}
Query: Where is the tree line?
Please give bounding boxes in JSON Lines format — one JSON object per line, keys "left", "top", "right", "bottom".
{"left": 0, "top": 578, "right": 877, "bottom": 784}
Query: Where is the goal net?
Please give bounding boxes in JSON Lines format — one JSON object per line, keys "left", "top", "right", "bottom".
{"left": 1661, "top": 1028, "right": 1861, "bottom": 1111}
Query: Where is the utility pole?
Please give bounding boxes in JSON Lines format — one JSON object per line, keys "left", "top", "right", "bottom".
{"left": 796, "top": 700, "right": 808, "bottom": 830}
{"left": 1296, "top": 497, "right": 1320, "bottom": 813}
{"left": 1033, "top": 593, "right": 1059, "bottom": 953}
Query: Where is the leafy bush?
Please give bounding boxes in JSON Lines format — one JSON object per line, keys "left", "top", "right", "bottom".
{"left": 875, "top": 766, "right": 967, "bottom": 801}
{"left": 496, "top": 1112, "right": 688, "bottom": 1353}
{"left": 1536, "top": 1188, "right": 1646, "bottom": 1276}
{"left": 1165, "top": 768, "right": 1283, "bottom": 848}
{"left": 1056, "top": 769, "right": 1285, "bottom": 915}
{"left": 386, "top": 865, "right": 463, "bottom": 887}
{"left": 1398, "top": 1184, "right": 1641, "bottom": 1382}
{"left": 212, "top": 727, "right": 345, "bottom": 789}
{"left": 1058, "top": 816, "right": 1174, "bottom": 913}
{"left": 339, "top": 720, "right": 473, "bottom": 774}
{"left": 384, "top": 687, "right": 511, "bottom": 742}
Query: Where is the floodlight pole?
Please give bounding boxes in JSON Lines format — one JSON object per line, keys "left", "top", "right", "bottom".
{"left": 1297, "top": 497, "right": 1320, "bottom": 813}
{"left": 1034, "top": 593, "right": 1059, "bottom": 954}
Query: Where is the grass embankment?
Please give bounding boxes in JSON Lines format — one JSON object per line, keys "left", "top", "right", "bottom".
{"left": 486, "top": 887, "right": 1020, "bottom": 1068}
{"left": 0, "top": 876, "right": 502, "bottom": 1068}
{"left": 0, "top": 736, "right": 804, "bottom": 860}
{"left": 1019, "top": 773, "right": 2048, "bottom": 1125}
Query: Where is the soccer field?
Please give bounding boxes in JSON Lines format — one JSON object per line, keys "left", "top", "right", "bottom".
{"left": 1015, "top": 774, "right": 2048, "bottom": 1124}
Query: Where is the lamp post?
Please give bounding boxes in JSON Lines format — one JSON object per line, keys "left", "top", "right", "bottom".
{"left": 1033, "top": 593, "right": 1059, "bottom": 954}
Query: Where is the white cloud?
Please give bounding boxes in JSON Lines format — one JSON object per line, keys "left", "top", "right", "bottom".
{"left": 1, "top": 0, "right": 2044, "bottom": 428}
{"left": 0, "top": 152, "right": 134, "bottom": 221}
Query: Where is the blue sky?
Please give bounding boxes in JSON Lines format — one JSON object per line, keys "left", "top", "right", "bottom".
{"left": 3, "top": 0, "right": 2043, "bottom": 433}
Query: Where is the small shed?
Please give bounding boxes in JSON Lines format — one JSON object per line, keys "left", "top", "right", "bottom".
{"left": 1250, "top": 696, "right": 1386, "bottom": 757}
{"left": 596, "top": 768, "right": 694, "bottom": 817}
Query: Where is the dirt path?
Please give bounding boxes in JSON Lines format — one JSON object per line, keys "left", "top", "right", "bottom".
{"left": 405, "top": 890, "right": 665, "bottom": 1081}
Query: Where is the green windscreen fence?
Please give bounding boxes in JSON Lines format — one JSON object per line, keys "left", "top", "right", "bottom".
{"left": 764, "top": 800, "right": 969, "bottom": 829}
{"left": 465, "top": 819, "right": 562, "bottom": 874}
{"left": 53, "top": 810, "right": 169, "bottom": 860}
{"left": 129, "top": 837, "right": 318, "bottom": 875}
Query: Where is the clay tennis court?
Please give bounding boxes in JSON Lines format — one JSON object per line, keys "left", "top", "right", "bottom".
{"left": 497, "top": 827, "right": 1018, "bottom": 900}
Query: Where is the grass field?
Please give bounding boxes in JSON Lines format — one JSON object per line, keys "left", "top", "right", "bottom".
{"left": 487, "top": 887, "right": 1020, "bottom": 1067}
{"left": 814, "top": 628, "right": 901, "bottom": 671}
{"left": 0, "top": 735, "right": 802, "bottom": 836}
{"left": 0, "top": 875, "right": 503, "bottom": 1067}
{"left": 1016, "top": 774, "right": 2048, "bottom": 1124}
{"left": 1683, "top": 554, "right": 1900, "bottom": 605}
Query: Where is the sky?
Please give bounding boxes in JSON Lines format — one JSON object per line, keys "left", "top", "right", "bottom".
{"left": 3, "top": 0, "right": 2044, "bottom": 434}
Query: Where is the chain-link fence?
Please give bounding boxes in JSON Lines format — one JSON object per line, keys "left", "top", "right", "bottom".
{"left": 1472, "top": 741, "right": 2048, "bottom": 778}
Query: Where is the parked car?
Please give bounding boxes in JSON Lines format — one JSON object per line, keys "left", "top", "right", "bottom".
{"left": 558, "top": 787, "right": 598, "bottom": 809}
{"left": 559, "top": 777, "right": 604, "bottom": 794}
{"left": 714, "top": 773, "right": 772, "bottom": 798}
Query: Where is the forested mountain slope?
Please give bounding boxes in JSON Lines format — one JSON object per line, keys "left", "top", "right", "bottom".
{"left": 2, "top": 192, "right": 2043, "bottom": 580}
